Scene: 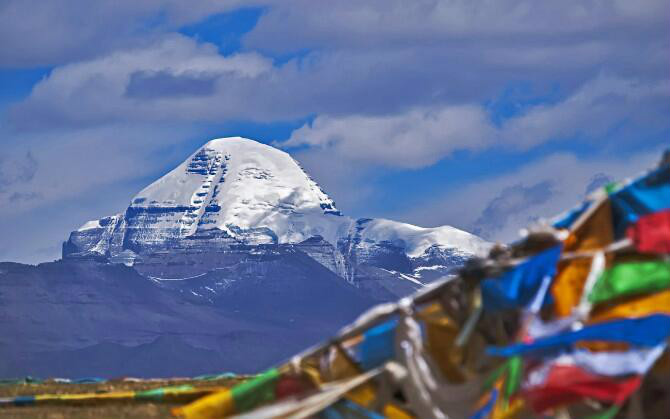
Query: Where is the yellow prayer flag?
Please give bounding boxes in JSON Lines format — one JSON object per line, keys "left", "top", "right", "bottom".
{"left": 493, "top": 397, "right": 526, "bottom": 419}
{"left": 172, "top": 389, "right": 234, "bottom": 419}
{"left": 418, "top": 303, "right": 466, "bottom": 382}
{"left": 327, "top": 343, "right": 381, "bottom": 410}
{"left": 383, "top": 403, "right": 415, "bottom": 419}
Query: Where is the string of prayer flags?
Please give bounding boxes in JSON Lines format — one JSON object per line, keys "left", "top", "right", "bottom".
{"left": 174, "top": 369, "right": 284, "bottom": 419}
{"left": 0, "top": 384, "right": 225, "bottom": 407}
{"left": 167, "top": 154, "right": 670, "bottom": 419}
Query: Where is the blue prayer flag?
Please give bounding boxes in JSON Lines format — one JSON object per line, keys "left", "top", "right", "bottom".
{"left": 553, "top": 201, "right": 589, "bottom": 230}
{"left": 319, "top": 399, "right": 386, "bottom": 419}
{"left": 481, "top": 245, "right": 562, "bottom": 312}
{"left": 358, "top": 319, "right": 397, "bottom": 371}
{"left": 610, "top": 166, "right": 670, "bottom": 237}
{"left": 487, "top": 314, "right": 670, "bottom": 357}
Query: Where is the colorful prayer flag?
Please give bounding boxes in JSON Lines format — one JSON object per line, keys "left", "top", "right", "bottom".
{"left": 588, "top": 260, "right": 670, "bottom": 304}
{"left": 523, "top": 364, "right": 641, "bottom": 413}
{"left": 590, "top": 289, "right": 670, "bottom": 322}
{"left": 610, "top": 165, "right": 670, "bottom": 237}
{"left": 552, "top": 201, "right": 614, "bottom": 317}
{"left": 174, "top": 368, "right": 280, "bottom": 419}
{"left": 358, "top": 320, "right": 397, "bottom": 371}
{"left": 487, "top": 315, "right": 670, "bottom": 357}
{"left": 481, "top": 246, "right": 562, "bottom": 312}
{"left": 626, "top": 209, "right": 670, "bottom": 254}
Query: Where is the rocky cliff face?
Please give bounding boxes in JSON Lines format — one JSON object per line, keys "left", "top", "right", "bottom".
{"left": 63, "top": 137, "right": 489, "bottom": 299}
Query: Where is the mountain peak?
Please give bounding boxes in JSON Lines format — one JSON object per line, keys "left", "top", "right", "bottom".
{"left": 204, "top": 136, "right": 279, "bottom": 150}
{"left": 127, "top": 136, "right": 341, "bottom": 242}
{"left": 65, "top": 136, "right": 489, "bottom": 283}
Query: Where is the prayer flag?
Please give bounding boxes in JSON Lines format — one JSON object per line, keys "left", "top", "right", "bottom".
{"left": 626, "top": 209, "right": 670, "bottom": 254}
{"left": 589, "top": 260, "right": 670, "bottom": 304}
{"left": 481, "top": 246, "right": 561, "bottom": 312}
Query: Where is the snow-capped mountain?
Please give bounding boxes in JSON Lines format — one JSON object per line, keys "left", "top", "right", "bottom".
{"left": 4, "top": 137, "right": 490, "bottom": 378}
{"left": 64, "top": 137, "right": 489, "bottom": 299}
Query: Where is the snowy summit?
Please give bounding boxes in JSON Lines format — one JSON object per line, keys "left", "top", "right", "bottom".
{"left": 65, "top": 137, "right": 489, "bottom": 296}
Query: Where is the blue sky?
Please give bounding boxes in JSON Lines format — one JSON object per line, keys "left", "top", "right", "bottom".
{"left": 1, "top": 1, "right": 669, "bottom": 263}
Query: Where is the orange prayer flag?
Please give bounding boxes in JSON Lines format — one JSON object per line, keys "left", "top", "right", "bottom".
{"left": 552, "top": 201, "right": 614, "bottom": 317}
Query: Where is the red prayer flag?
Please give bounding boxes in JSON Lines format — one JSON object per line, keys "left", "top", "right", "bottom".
{"left": 274, "top": 374, "right": 313, "bottom": 400}
{"left": 627, "top": 210, "right": 670, "bottom": 254}
{"left": 523, "top": 364, "right": 641, "bottom": 413}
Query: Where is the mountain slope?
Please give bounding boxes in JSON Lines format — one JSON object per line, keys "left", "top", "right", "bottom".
{"left": 64, "top": 136, "right": 489, "bottom": 297}
{"left": 0, "top": 258, "right": 376, "bottom": 377}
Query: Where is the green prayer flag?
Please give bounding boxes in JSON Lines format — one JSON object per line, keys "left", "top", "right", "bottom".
{"left": 231, "top": 368, "right": 280, "bottom": 412}
{"left": 589, "top": 261, "right": 670, "bottom": 304}
{"left": 504, "top": 356, "right": 522, "bottom": 401}
{"left": 586, "top": 405, "right": 620, "bottom": 419}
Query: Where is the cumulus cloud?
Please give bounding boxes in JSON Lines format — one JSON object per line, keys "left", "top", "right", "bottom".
{"left": 394, "top": 150, "right": 663, "bottom": 242}
{"left": 471, "top": 181, "right": 555, "bottom": 239}
{"left": 15, "top": 0, "right": 655, "bottom": 68}
{"left": 0, "top": 122, "right": 207, "bottom": 217}
{"left": 284, "top": 105, "right": 494, "bottom": 168}
{"left": 8, "top": 0, "right": 669, "bottom": 134}
{"left": 245, "top": 0, "right": 669, "bottom": 93}
{"left": 281, "top": 75, "right": 669, "bottom": 169}
{"left": 501, "top": 76, "right": 670, "bottom": 149}
{"left": 0, "top": 0, "right": 258, "bottom": 68}
{"left": 246, "top": 0, "right": 669, "bottom": 52}
{"left": 8, "top": 35, "right": 273, "bottom": 130}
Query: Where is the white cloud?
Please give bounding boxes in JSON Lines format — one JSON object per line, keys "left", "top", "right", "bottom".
{"left": 0, "top": 0, "right": 258, "bottom": 67}
{"left": 0, "top": 122, "right": 204, "bottom": 217}
{"left": 501, "top": 76, "right": 670, "bottom": 149}
{"left": 281, "top": 75, "right": 669, "bottom": 169}
{"left": 9, "top": 35, "right": 273, "bottom": 129}
{"left": 284, "top": 105, "right": 494, "bottom": 168}
{"left": 394, "top": 150, "right": 663, "bottom": 242}
{"left": 246, "top": 0, "right": 669, "bottom": 52}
